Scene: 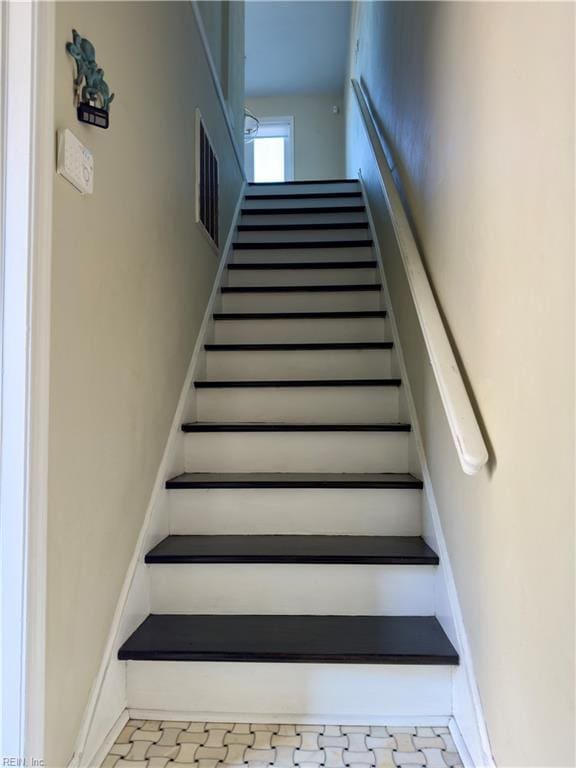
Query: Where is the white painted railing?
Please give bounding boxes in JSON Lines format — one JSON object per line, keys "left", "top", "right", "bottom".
{"left": 351, "top": 78, "right": 488, "bottom": 475}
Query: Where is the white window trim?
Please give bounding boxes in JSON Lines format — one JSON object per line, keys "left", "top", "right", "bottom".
{"left": 245, "top": 115, "right": 295, "bottom": 182}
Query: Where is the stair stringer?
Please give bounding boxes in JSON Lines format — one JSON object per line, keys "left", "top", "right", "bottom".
{"left": 69, "top": 182, "right": 246, "bottom": 768}
{"left": 359, "top": 174, "right": 495, "bottom": 768}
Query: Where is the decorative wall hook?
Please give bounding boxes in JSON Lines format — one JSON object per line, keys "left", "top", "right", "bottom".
{"left": 66, "top": 29, "right": 114, "bottom": 129}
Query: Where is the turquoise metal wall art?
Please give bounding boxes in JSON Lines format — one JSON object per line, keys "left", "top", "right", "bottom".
{"left": 66, "top": 29, "right": 114, "bottom": 128}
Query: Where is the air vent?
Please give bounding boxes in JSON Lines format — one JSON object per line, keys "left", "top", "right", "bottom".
{"left": 196, "top": 110, "right": 219, "bottom": 249}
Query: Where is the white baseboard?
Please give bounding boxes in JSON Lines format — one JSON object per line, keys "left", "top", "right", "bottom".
{"left": 75, "top": 710, "right": 129, "bottom": 768}
{"left": 70, "top": 182, "right": 245, "bottom": 768}
{"left": 449, "top": 717, "right": 476, "bottom": 768}
{"left": 359, "top": 175, "right": 495, "bottom": 768}
{"left": 128, "top": 708, "right": 452, "bottom": 728}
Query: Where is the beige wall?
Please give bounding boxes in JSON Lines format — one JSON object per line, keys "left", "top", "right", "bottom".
{"left": 48, "top": 3, "right": 243, "bottom": 764}
{"left": 346, "top": 3, "right": 574, "bottom": 766}
{"left": 246, "top": 93, "right": 345, "bottom": 180}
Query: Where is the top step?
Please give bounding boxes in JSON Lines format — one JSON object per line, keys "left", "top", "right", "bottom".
{"left": 245, "top": 192, "right": 362, "bottom": 201}
{"left": 242, "top": 203, "right": 364, "bottom": 215}
{"left": 248, "top": 179, "right": 359, "bottom": 185}
{"left": 247, "top": 180, "right": 360, "bottom": 197}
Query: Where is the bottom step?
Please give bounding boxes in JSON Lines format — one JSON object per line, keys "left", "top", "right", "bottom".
{"left": 122, "top": 617, "right": 457, "bottom": 719}
{"left": 119, "top": 615, "right": 458, "bottom": 664}
{"left": 125, "top": 661, "right": 455, "bottom": 720}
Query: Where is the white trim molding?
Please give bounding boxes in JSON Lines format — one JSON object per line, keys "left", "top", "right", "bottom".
{"left": 351, "top": 79, "right": 488, "bottom": 476}
{"left": 70, "top": 183, "right": 246, "bottom": 768}
{"left": 128, "top": 709, "right": 451, "bottom": 729}
{"left": 359, "top": 177, "right": 495, "bottom": 768}
{"left": 0, "top": 0, "right": 54, "bottom": 759}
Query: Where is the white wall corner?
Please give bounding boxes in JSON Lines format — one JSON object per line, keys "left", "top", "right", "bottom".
{"left": 70, "top": 182, "right": 246, "bottom": 768}
{"left": 358, "top": 176, "right": 495, "bottom": 768}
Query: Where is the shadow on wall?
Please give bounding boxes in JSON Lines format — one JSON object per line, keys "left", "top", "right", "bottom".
{"left": 347, "top": 2, "right": 575, "bottom": 767}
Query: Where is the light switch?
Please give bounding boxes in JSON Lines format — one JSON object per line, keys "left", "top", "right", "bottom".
{"left": 57, "top": 128, "right": 94, "bottom": 194}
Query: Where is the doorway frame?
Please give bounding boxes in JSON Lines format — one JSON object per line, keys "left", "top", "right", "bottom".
{"left": 245, "top": 115, "right": 295, "bottom": 182}
{"left": 0, "top": 0, "right": 54, "bottom": 758}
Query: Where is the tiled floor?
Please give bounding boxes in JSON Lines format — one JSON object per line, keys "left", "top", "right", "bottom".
{"left": 102, "top": 721, "right": 463, "bottom": 768}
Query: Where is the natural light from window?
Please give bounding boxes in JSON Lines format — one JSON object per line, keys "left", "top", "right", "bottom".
{"left": 253, "top": 137, "right": 285, "bottom": 183}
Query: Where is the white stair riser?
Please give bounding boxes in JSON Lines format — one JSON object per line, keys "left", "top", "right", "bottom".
{"left": 213, "top": 317, "right": 389, "bottom": 343}
{"left": 149, "top": 564, "right": 436, "bottom": 615}
{"left": 243, "top": 197, "right": 362, "bottom": 211}
{"left": 230, "top": 246, "right": 373, "bottom": 262}
{"left": 245, "top": 182, "right": 361, "bottom": 195}
{"left": 240, "top": 212, "right": 368, "bottom": 226}
{"left": 235, "top": 228, "right": 370, "bottom": 244}
{"left": 231, "top": 250, "right": 373, "bottom": 265}
{"left": 206, "top": 348, "right": 393, "bottom": 379}
{"left": 195, "top": 386, "right": 400, "bottom": 423}
{"left": 226, "top": 267, "right": 378, "bottom": 287}
{"left": 221, "top": 290, "right": 382, "bottom": 313}
{"left": 168, "top": 488, "right": 422, "bottom": 536}
{"left": 126, "top": 662, "right": 452, "bottom": 718}
{"left": 184, "top": 432, "right": 410, "bottom": 473}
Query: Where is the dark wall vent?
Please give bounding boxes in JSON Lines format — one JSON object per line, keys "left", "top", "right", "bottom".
{"left": 196, "top": 111, "right": 219, "bottom": 249}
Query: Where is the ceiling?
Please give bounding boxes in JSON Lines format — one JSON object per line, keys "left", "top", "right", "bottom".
{"left": 245, "top": 1, "right": 351, "bottom": 97}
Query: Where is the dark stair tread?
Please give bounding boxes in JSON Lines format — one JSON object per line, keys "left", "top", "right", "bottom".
{"left": 204, "top": 342, "right": 393, "bottom": 351}
{"left": 145, "top": 535, "right": 438, "bottom": 565}
{"left": 248, "top": 179, "right": 359, "bottom": 186}
{"left": 228, "top": 261, "right": 376, "bottom": 271}
{"left": 237, "top": 223, "right": 368, "bottom": 232}
{"left": 241, "top": 206, "right": 365, "bottom": 215}
{"left": 194, "top": 378, "right": 401, "bottom": 389}
{"left": 166, "top": 472, "right": 423, "bottom": 489}
{"left": 213, "top": 310, "right": 388, "bottom": 320}
{"left": 118, "top": 614, "right": 458, "bottom": 664}
{"left": 245, "top": 192, "right": 362, "bottom": 200}
{"left": 221, "top": 284, "right": 381, "bottom": 293}
{"left": 233, "top": 240, "right": 373, "bottom": 250}
{"left": 182, "top": 422, "right": 409, "bottom": 432}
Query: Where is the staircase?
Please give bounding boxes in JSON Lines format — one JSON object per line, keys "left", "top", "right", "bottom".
{"left": 118, "top": 179, "right": 459, "bottom": 721}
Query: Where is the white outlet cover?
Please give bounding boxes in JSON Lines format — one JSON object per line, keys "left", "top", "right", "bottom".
{"left": 57, "top": 128, "right": 94, "bottom": 194}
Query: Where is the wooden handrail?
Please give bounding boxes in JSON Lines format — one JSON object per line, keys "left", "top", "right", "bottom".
{"left": 351, "top": 78, "right": 488, "bottom": 475}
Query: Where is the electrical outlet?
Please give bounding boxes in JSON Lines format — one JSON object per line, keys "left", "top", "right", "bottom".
{"left": 57, "top": 128, "right": 94, "bottom": 194}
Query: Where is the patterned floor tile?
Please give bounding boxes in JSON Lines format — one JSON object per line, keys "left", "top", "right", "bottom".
{"left": 392, "top": 752, "right": 425, "bottom": 766}
{"left": 147, "top": 759, "right": 171, "bottom": 768}
{"left": 346, "top": 733, "right": 369, "bottom": 752}
{"left": 102, "top": 720, "right": 463, "bottom": 768}
{"left": 319, "top": 735, "right": 348, "bottom": 748}
{"left": 324, "top": 746, "right": 346, "bottom": 768}
{"left": 298, "top": 732, "right": 320, "bottom": 750}
{"left": 372, "top": 747, "right": 395, "bottom": 768}
{"left": 392, "top": 734, "right": 416, "bottom": 752}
